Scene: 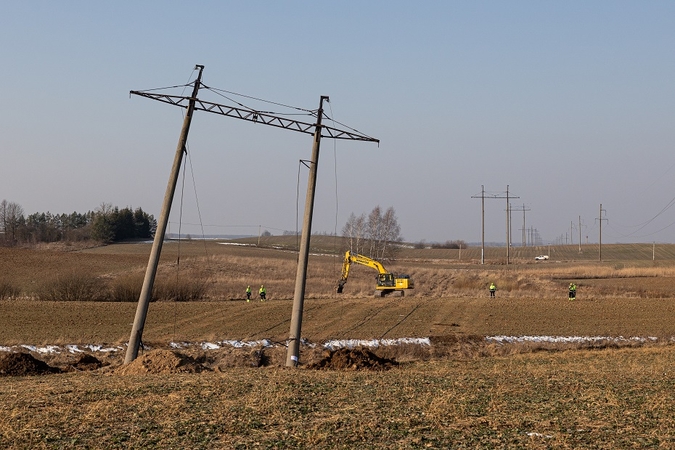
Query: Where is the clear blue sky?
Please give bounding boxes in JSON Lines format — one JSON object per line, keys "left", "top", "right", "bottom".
{"left": 2, "top": 1, "right": 674, "bottom": 245}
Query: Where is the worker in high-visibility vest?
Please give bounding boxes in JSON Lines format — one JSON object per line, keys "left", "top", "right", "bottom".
{"left": 259, "top": 285, "right": 266, "bottom": 301}
{"left": 246, "top": 285, "right": 251, "bottom": 302}
{"left": 568, "top": 283, "right": 577, "bottom": 301}
{"left": 489, "top": 282, "right": 496, "bottom": 298}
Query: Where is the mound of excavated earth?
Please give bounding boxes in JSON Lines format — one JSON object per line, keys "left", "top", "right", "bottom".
{"left": 0, "top": 352, "right": 60, "bottom": 376}
{"left": 116, "top": 349, "right": 209, "bottom": 375}
{"left": 65, "top": 354, "right": 105, "bottom": 372}
{"left": 306, "top": 347, "right": 398, "bottom": 371}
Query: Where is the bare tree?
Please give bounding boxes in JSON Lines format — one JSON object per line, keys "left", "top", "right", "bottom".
{"left": 342, "top": 212, "right": 357, "bottom": 253}
{"left": 353, "top": 213, "right": 367, "bottom": 254}
{"left": 367, "top": 206, "right": 382, "bottom": 258}
{"left": 0, "top": 200, "right": 5, "bottom": 239}
{"left": 342, "top": 213, "right": 368, "bottom": 255}
{"left": 0, "top": 200, "right": 24, "bottom": 245}
{"left": 379, "top": 207, "right": 402, "bottom": 259}
{"left": 343, "top": 205, "right": 402, "bottom": 259}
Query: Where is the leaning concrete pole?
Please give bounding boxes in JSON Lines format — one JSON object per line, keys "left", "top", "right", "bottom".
{"left": 125, "top": 65, "right": 204, "bottom": 364}
{"left": 286, "top": 95, "right": 328, "bottom": 367}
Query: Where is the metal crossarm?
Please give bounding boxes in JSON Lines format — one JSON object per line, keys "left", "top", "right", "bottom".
{"left": 130, "top": 91, "right": 379, "bottom": 143}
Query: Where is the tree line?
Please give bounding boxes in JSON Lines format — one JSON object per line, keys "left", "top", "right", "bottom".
{"left": 0, "top": 200, "right": 156, "bottom": 246}
{"left": 342, "top": 206, "right": 402, "bottom": 259}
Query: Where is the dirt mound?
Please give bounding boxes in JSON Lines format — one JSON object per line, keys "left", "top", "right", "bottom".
{"left": 306, "top": 347, "right": 398, "bottom": 371}
{"left": 0, "top": 352, "right": 60, "bottom": 376}
{"left": 209, "top": 347, "right": 279, "bottom": 369}
{"left": 116, "top": 349, "right": 209, "bottom": 375}
{"left": 65, "top": 354, "right": 105, "bottom": 372}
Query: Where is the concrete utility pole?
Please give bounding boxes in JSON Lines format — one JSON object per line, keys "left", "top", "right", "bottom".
{"left": 125, "top": 65, "right": 204, "bottom": 364}
{"left": 286, "top": 96, "right": 327, "bottom": 368}
{"left": 597, "top": 204, "right": 607, "bottom": 261}
{"left": 505, "top": 186, "right": 519, "bottom": 264}
{"left": 471, "top": 186, "right": 519, "bottom": 264}
{"left": 508, "top": 201, "right": 513, "bottom": 250}
{"left": 506, "top": 184, "right": 511, "bottom": 258}
{"left": 578, "top": 215, "right": 582, "bottom": 253}
{"left": 511, "top": 204, "right": 530, "bottom": 247}
{"left": 125, "top": 66, "right": 378, "bottom": 366}
{"left": 472, "top": 185, "right": 486, "bottom": 264}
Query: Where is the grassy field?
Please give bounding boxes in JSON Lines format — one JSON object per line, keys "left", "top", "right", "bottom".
{"left": 2, "top": 240, "right": 675, "bottom": 448}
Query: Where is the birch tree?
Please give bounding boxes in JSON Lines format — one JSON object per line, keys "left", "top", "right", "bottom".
{"left": 341, "top": 212, "right": 367, "bottom": 254}
{"left": 343, "top": 205, "right": 402, "bottom": 259}
{"left": 379, "top": 206, "right": 402, "bottom": 259}
{"left": 367, "top": 206, "right": 382, "bottom": 258}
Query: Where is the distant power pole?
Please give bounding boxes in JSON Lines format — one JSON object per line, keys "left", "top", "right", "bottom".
{"left": 511, "top": 204, "right": 530, "bottom": 247}
{"left": 506, "top": 184, "right": 511, "bottom": 258}
{"left": 479, "top": 185, "right": 485, "bottom": 264}
{"left": 472, "top": 185, "right": 518, "bottom": 264}
{"left": 597, "top": 204, "right": 608, "bottom": 261}
{"left": 505, "top": 185, "right": 519, "bottom": 264}
{"left": 578, "top": 215, "right": 582, "bottom": 253}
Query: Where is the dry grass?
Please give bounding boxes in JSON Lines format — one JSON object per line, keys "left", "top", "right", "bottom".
{"left": 0, "top": 280, "right": 19, "bottom": 300}
{"left": 34, "top": 271, "right": 107, "bottom": 302}
{"left": 1, "top": 346, "right": 675, "bottom": 448}
{"left": 106, "top": 272, "right": 146, "bottom": 302}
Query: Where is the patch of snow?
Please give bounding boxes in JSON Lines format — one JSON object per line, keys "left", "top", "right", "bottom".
{"left": 323, "top": 337, "right": 431, "bottom": 351}
{"left": 527, "top": 432, "right": 553, "bottom": 439}
{"left": 21, "top": 345, "right": 61, "bottom": 354}
{"left": 487, "top": 335, "right": 659, "bottom": 344}
{"left": 172, "top": 339, "right": 274, "bottom": 349}
{"left": 201, "top": 342, "right": 221, "bottom": 350}
{"left": 65, "top": 345, "right": 84, "bottom": 353}
{"left": 82, "top": 344, "right": 124, "bottom": 353}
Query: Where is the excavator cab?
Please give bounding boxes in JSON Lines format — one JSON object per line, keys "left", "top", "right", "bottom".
{"left": 377, "top": 273, "right": 395, "bottom": 287}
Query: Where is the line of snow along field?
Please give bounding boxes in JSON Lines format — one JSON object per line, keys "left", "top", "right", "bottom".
{"left": 0, "top": 335, "right": 667, "bottom": 355}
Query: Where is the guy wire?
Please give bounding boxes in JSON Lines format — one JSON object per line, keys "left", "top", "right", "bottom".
{"left": 328, "top": 101, "right": 343, "bottom": 320}
{"left": 173, "top": 149, "right": 189, "bottom": 340}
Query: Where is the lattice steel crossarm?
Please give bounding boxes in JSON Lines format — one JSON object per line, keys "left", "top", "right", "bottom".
{"left": 130, "top": 90, "right": 379, "bottom": 143}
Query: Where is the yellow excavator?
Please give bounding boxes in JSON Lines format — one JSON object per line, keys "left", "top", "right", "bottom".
{"left": 336, "top": 250, "right": 414, "bottom": 297}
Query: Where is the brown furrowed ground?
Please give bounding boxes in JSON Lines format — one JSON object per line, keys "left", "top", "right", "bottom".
{"left": 2, "top": 294, "right": 675, "bottom": 346}
{"left": 2, "top": 240, "right": 675, "bottom": 448}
